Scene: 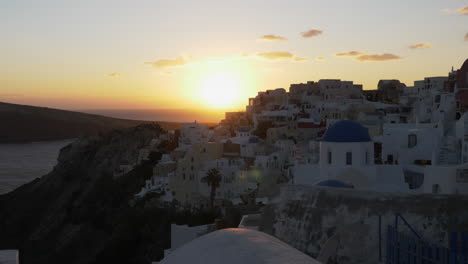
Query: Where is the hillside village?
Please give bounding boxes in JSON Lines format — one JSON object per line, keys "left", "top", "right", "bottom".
{"left": 131, "top": 58, "right": 468, "bottom": 209}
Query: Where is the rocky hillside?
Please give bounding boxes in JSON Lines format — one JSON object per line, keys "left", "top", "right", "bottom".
{"left": 0, "top": 102, "right": 213, "bottom": 143}
{"left": 0, "top": 124, "right": 172, "bottom": 264}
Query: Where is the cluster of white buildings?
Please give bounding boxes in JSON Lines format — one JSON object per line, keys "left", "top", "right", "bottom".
{"left": 136, "top": 58, "right": 468, "bottom": 207}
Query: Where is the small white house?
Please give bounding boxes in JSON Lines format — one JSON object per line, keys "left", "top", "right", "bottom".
{"left": 179, "top": 122, "right": 213, "bottom": 147}
{"left": 423, "top": 164, "right": 468, "bottom": 194}
{"left": 381, "top": 123, "right": 441, "bottom": 165}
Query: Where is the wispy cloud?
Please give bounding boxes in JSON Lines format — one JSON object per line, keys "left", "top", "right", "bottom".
{"left": 355, "top": 53, "right": 401, "bottom": 62}
{"left": 257, "top": 51, "right": 294, "bottom": 60}
{"left": 206, "top": 52, "right": 308, "bottom": 63}
{"left": 256, "top": 51, "right": 307, "bottom": 62}
{"left": 409, "top": 43, "right": 432, "bottom": 49}
{"left": 335, "top": 51, "right": 364, "bottom": 57}
{"left": 145, "top": 56, "right": 189, "bottom": 68}
{"left": 258, "top": 34, "right": 287, "bottom": 41}
{"left": 465, "top": 33, "right": 468, "bottom": 41}
{"left": 315, "top": 56, "right": 325, "bottom": 61}
{"left": 147, "top": 52, "right": 307, "bottom": 71}
{"left": 301, "top": 29, "right": 323, "bottom": 38}
{"left": 335, "top": 51, "right": 401, "bottom": 62}
{"left": 443, "top": 6, "right": 468, "bottom": 15}
{"left": 294, "top": 57, "right": 308, "bottom": 62}
{"left": 456, "top": 6, "right": 468, "bottom": 15}
{"left": 106, "top": 72, "right": 121, "bottom": 77}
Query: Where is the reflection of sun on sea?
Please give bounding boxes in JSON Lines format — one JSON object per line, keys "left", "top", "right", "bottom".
{"left": 200, "top": 72, "right": 241, "bottom": 109}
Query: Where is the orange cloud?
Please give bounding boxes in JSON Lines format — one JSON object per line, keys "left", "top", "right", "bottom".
{"left": 256, "top": 51, "right": 308, "bottom": 62}
{"left": 409, "top": 43, "right": 432, "bottom": 49}
{"left": 294, "top": 57, "right": 308, "bottom": 62}
{"left": 355, "top": 53, "right": 401, "bottom": 62}
{"left": 336, "top": 51, "right": 401, "bottom": 62}
{"left": 301, "top": 29, "right": 323, "bottom": 38}
{"left": 145, "top": 56, "right": 188, "bottom": 68}
{"left": 107, "top": 72, "right": 121, "bottom": 77}
{"left": 456, "top": 6, "right": 468, "bottom": 15}
{"left": 315, "top": 56, "right": 325, "bottom": 61}
{"left": 257, "top": 51, "right": 294, "bottom": 60}
{"left": 465, "top": 33, "right": 468, "bottom": 41}
{"left": 335, "top": 51, "right": 364, "bottom": 57}
{"left": 258, "top": 35, "right": 287, "bottom": 41}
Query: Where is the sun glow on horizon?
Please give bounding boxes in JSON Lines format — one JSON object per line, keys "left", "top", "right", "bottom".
{"left": 200, "top": 72, "right": 241, "bottom": 108}
{"left": 189, "top": 61, "right": 256, "bottom": 110}
{"left": 2, "top": 1, "right": 467, "bottom": 116}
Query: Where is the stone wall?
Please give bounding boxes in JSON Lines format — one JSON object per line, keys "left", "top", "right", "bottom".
{"left": 259, "top": 185, "right": 468, "bottom": 264}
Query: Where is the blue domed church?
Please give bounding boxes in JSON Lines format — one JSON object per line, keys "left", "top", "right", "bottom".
{"left": 319, "top": 120, "right": 376, "bottom": 188}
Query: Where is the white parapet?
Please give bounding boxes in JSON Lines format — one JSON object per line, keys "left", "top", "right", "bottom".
{"left": 0, "top": 250, "right": 19, "bottom": 264}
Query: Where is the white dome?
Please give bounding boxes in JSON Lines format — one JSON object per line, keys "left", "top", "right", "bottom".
{"left": 160, "top": 228, "right": 319, "bottom": 264}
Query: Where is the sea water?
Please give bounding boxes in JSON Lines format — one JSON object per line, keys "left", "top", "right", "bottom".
{"left": 0, "top": 139, "right": 73, "bottom": 194}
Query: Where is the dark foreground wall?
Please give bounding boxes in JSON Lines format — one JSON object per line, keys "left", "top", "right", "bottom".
{"left": 259, "top": 185, "right": 468, "bottom": 264}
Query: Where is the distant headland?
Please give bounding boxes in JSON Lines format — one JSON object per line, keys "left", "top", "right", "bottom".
{"left": 0, "top": 102, "right": 216, "bottom": 143}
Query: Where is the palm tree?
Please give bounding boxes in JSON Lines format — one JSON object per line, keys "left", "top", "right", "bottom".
{"left": 202, "top": 168, "right": 222, "bottom": 208}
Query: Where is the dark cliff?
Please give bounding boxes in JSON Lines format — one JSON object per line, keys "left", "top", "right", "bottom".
{"left": 0, "top": 124, "right": 171, "bottom": 264}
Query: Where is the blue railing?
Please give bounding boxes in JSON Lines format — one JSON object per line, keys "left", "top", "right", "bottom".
{"left": 385, "top": 214, "right": 468, "bottom": 264}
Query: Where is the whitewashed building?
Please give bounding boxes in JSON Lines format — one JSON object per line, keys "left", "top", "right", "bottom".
{"left": 179, "top": 122, "right": 213, "bottom": 148}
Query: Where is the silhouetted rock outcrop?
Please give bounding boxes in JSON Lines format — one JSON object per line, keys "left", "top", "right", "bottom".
{"left": 0, "top": 124, "right": 171, "bottom": 264}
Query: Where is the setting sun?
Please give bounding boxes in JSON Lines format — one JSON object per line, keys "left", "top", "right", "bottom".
{"left": 188, "top": 60, "right": 256, "bottom": 110}
{"left": 200, "top": 72, "right": 241, "bottom": 108}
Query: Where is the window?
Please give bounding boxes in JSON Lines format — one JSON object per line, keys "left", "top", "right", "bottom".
{"left": 346, "top": 152, "right": 352, "bottom": 165}
{"left": 327, "top": 151, "right": 332, "bottom": 164}
{"left": 432, "top": 184, "right": 440, "bottom": 194}
{"left": 408, "top": 134, "right": 417, "bottom": 148}
{"left": 387, "top": 154, "right": 394, "bottom": 163}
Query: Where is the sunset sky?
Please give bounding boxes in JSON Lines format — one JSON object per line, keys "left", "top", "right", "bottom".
{"left": 1, "top": 0, "right": 468, "bottom": 121}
